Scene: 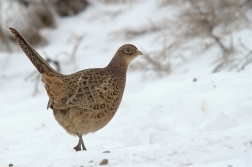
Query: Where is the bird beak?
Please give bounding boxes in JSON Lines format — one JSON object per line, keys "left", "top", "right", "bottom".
{"left": 136, "top": 49, "right": 143, "bottom": 55}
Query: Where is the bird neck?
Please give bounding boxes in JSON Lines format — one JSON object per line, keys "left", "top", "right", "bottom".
{"left": 106, "top": 55, "right": 128, "bottom": 77}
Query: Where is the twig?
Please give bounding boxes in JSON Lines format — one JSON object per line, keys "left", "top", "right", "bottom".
{"left": 56, "top": 32, "right": 84, "bottom": 70}
{"left": 213, "top": 40, "right": 252, "bottom": 73}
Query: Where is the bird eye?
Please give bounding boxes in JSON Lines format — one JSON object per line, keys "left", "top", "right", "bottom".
{"left": 124, "top": 48, "right": 131, "bottom": 54}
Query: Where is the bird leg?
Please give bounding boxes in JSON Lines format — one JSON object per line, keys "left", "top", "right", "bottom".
{"left": 73, "top": 133, "right": 87, "bottom": 151}
{"left": 80, "top": 135, "right": 87, "bottom": 151}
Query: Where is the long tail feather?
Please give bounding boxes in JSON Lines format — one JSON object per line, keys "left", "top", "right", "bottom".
{"left": 9, "top": 27, "right": 58, "bottom": 75}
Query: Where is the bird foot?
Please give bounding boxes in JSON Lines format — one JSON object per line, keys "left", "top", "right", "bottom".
{"left": 74, "top": 133, "right": 87, "bottom": 151}
{"left": 73, "top": 145, "right": 82, "bottom": 151}
{"left": 82, "top": 145, "right": 87, "bottom": 151}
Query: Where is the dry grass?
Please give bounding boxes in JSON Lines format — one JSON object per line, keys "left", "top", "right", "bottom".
{"left": 52, "top": 0, "right": 88, "bottom": 16}
{"left": 0, "top": 0, "right": 89, "bottom": 51}
{"left": 161, "top": 0, "right": 252, "bottom": 72}
{"left": 110, "top": 19, "right": 166, "bottom": 39}
{"left": 99, "top": 0, "right": 137, "bottom": 4}
{"left": 213, "top": 40, "right": 252, "bottom": 72}
{"left": 164, "top": 0, "right": 250, "bottom": 54}
{"left": 56, "top": 31, "right": 85, "bottom": 71}
{"left": 113, "top": 0, "right": 252, "bottom": 75}
{"left": 1, "top": 0, "right": 55, "bottom": 48}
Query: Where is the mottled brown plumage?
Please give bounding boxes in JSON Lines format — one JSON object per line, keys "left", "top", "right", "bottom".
{"left": 9, "top": 27, "right": 143, "bottom": 151}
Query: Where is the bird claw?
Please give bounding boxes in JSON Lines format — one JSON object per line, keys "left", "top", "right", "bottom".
{"left": 73, "top": 145, "right": 82, "bottom": 151}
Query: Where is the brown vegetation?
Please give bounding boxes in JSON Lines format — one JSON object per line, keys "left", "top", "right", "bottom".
{"left": 113, "top": 0, "right": 252, "bottom": 74}
{"left": 0, "top": 0, "right": 89, "bottom": 51}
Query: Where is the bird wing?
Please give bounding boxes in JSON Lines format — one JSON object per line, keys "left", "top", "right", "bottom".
{"left": 42, "top": 74, "right": 69, "bottom": 110}
{"left": 66, "top": 70, "right": 117, "bottom": 109}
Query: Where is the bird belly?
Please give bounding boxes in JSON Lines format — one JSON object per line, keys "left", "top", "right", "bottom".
{"left": 52, "top": 103, "right": 119, "bottom": 136}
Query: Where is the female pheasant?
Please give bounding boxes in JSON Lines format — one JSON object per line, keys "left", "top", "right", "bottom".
{"left": 9, "top": 27, "right": 143, "bottom": 151}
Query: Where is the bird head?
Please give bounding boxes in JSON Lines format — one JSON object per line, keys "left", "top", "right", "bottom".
{"left": 116, "top": 44, "right": 143, "bottom": 65}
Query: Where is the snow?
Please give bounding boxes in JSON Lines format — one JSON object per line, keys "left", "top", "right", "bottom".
{"left": 0, "top": 1, "right": 252, "bottom": 167}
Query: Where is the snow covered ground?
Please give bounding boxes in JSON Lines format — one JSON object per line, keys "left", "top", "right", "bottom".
{"left": 0, "top": 1, "right": 252, "bottom": 167}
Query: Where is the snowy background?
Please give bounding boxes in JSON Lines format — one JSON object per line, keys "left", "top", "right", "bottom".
{"left": 0, "top": 1, "right": 252, "bottom": 167}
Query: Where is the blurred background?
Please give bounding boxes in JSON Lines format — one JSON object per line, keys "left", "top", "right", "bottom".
{"left": 0, "top": 0, "right": 251, "bottom": 167}
{"left": 1, "top": 0, "right": 252, "bottom": 76}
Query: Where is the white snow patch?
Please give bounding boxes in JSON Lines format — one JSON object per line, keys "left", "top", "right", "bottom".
{"left": 0, "top": 1, "right": 251, "bottom": 167}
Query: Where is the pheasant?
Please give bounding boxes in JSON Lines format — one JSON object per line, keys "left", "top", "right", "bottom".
{"left": 9, "top": 27, "right": 143, "bottom": 151}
